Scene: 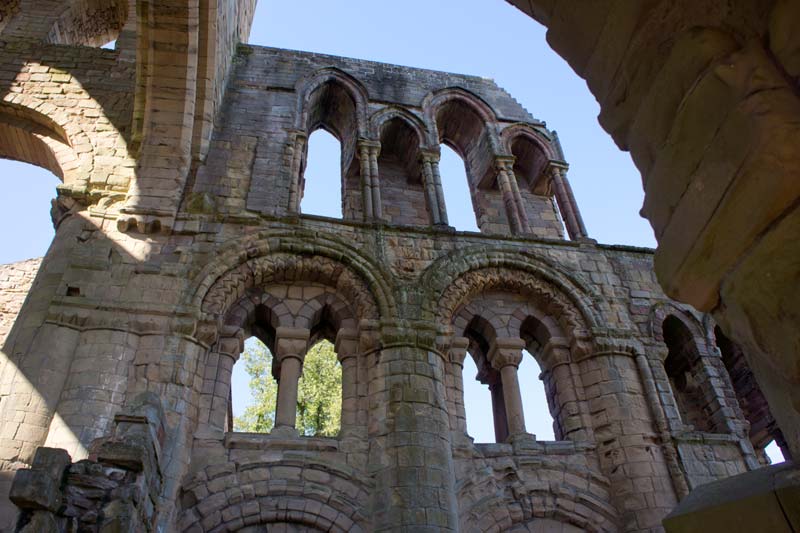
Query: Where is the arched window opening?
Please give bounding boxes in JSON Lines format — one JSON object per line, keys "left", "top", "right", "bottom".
{"left": 440, "top": 144, "right": 479, "bottom": 232}
{"left": 295, "top": 339, "right": 342, "bottom": 437}
{"left": 510, "top": 135, "right": 566, "bottom": 239}
{"left": 462, "top": 353, "right": 495, "bottom": 443}
{"left": 377, "top": 118, "right": 427, "bottom": 225}
{"left": 715, "top": 326, "right": 790, "bottom": 463}
{"left": 663, "top": 316, "right": 713, "bottom": 432}
{"left": 300, "top": 129, "right": 343, "bottom": 218}
{"left": 232, "top": 337, "right": 278, "bottom": 433}
{"left": 434, "top": 98, "right": 493, "bottom": 232}
{"left": 0, "top": 160, "right": 59, "bottom": 263}
{"left": 518, "top": 350, "right": 556, "bottom": 441}
{"left": 300, "top": 79, "right": 362, "bottom": 220}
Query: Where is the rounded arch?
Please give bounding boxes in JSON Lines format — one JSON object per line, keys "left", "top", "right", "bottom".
{"left": 424, "top": 248, "right": 603, "bottom": 339}
{"left": 179, "top": 458, "right": 370, "bottom": 532}
{"left": 500, "top": 123, "right": 560, "bottom": 191}
{"left": 422, "top": 87, "right": 502, "bottom": 191}
{"left": 649, "top": 302, "right": 706, "bottom": 346}
{"left": 186, "top": 231, "right": 397, "bottom": 343}
{"left": 0, "top": 94, "right": 97, "bottom": 190}
{"left": 369, "top": 105, "right": 428, "bottom": 142}
{"left": 46, "top": 0, "right": 128, "bottom": 46}
{"left": 457, "top": 462, "right": 617, "bottom": 532}
{"left": 294, "top": 67, "right": 369, "bottom": 137}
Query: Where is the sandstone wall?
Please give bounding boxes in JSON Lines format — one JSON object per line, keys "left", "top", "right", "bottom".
{"left": 0, "top": 258, "right": 40, "bottom": 346}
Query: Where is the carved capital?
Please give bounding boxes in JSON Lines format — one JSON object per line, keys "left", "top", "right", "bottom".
{"left": 448, "top": 337, "right": 470, "bottom": 366}
{"left": 488, "top": 337, "right": 526, "bottom": 370}
{"left": 334, "top": 328, "right": 360, "bottom": 362}
{"left": 274, "top": 327, "right": 310, "bottom": 363}
{"left": 494, "top": 155, "right": 516, "bottom": 172}
{"left": 419, "top": 148, "right": 441, "bottom": 164}
{"left": 358, "top": 138, "right": 381, "bottom": 158}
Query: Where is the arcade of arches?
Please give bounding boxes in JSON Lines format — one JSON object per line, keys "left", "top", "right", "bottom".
{"left": 0, "top": 1, "right": 798, "bottom": 532}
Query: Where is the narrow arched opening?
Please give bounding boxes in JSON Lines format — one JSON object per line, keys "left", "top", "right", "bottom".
{"left": 509, "top": 134, "right": 566, "bottom": 239}
{"left": 434, "top": 98, "right": 492, "bottom": 232}
{"left": 300, "top": 129, "right": 343, "bottom": 218}
{"left": 377, "top": 117, "right": 427, "bottom": 226}
{"left": 520, "top": 315, "right": 560, "bottom": 440}
{"left": 439, "top": 144, "right": 479, "bottom": 232}
{"left": 662, "top": 315, "right": 714, "bottom": 432}
{"left": 299, "top": 79, "right": 362, "bottom": 220}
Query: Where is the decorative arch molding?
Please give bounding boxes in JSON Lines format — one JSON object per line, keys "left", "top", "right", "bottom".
{"left": 649, "top": 302, "right": 707, "bottom": 346}
{"left": 423, "top": 247, "right": 604, "bottom": 337}
{"left": 179, "top": 458, "right": 370, "bottom": 532}
{"left": 186, "top": 231, "right": 396, "bottom": 343}
{"left": 294, "top": 67, "right": 369, "bottom": 137}
{"left": 368, "top": 105, "right": 428, "bottom": 144}
{"left": 457, "top": 462, "right": 617, "bottom": 533}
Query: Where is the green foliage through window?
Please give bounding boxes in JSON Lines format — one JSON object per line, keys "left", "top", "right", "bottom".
{"left": 233, "top": 338, "right": 342, "bottom": 437}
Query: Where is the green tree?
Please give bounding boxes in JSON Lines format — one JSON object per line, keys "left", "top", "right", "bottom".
{"left": 234, "top": 338, "right": 342, "bottom": 437}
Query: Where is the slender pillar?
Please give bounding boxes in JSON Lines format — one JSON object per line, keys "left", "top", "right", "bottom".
{"left": 287, "top": 131, "right": 308, "bottom": 213}
{"left": 495, "top": 159, "right": 524, "bottom": 234}
{"left": 358, "top": 142, "right": 374, "bottom": 221}
{"left": 367, "top": 143, "right": 383, "bottom": 221}
{"left": 548, "top": 162, "right": 587, "bottom": 240}
{"left": 497, "top": 156, "right": 531, "bottom": 234}
{"left": 335, "top": 328, "right": 360, "bottom": 433}
{"left": 489, "top": 337, "right": 527, "bottom": 437}
{"left": 447, "top": 337, "right": 470, "bottom": 434}
{"left": 420, "top": 151, "right": 442, "bottom": 225}
{"left": 428, "top": 152, "right": 449, "bottom": 225}
{"left": 562, "top": 172, "right": 588, "bottom": 237}
{"left": 273, "top": 327, "right": 310, "bottom": 431}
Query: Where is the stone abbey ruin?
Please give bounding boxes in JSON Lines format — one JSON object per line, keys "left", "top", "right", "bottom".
{"left": 0, "top": 1, "right": 798, "bottom": 531}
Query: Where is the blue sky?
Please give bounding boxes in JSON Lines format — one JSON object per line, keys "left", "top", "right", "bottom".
{"left": 0, "top": 0, "right": 783, "bottom": 460}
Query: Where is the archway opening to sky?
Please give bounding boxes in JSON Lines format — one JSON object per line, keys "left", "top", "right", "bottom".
{"left": 439, "top": 144, "right": 479, "bottom": 232}
{"left": 301, "top": 129, "right": 343, "bottom": 219}
{"left": 0, "top": 160, "right": 59, "bottom": 264}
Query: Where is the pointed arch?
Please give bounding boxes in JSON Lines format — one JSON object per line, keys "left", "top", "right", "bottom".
{"left": 500, "top": 123, "right": 560, "bottom": 192}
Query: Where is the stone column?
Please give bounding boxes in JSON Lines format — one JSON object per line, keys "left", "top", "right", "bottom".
{"left": 420, "top": 151, "right": 442, "bottom": 225}
{"left": 581, "top": 341, "right": 679, "bottom": 531}
{"left": 367, "top": 143, "right": 383, "bottom": 221}
{"left": 287, "top": 130, "right": 308, "bottom": 213}
{"left": 357, "top": 141, "right": 374, "bottom": 221}
{"left": 497, "top": 156, "right": 531, "bottom": 234}
{"left": 489, "top": 337, "right": 527, "bottom": 437}
{"left": 428, "top": 151, "right": 449, "bottom": 225}
{"left": 202, "top": 333, "right": 242, "bottom": 433}
{"left": 447, "top": 337, "right": 470, "bottom": 435}
{"left": 494, "top": 158, "right": 524, "bottom": 234}
{"left": 367, "top": 324, "right": 458, "bottom": 530}
{"left": 335, "top": 328, "right": 360, "bottom": 434}
{"left": 273, "top": 327, "right": 310, "bottom": 432}
{"left": 548, "top": 162, "right": 587, "bottom": 240}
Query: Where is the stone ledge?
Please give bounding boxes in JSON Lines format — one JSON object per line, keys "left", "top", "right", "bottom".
{"left": 663, "top": 462, "right": 800, "bottom": 532}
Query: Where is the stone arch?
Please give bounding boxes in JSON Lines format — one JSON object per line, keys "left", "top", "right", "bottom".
{"left": 294, "top": 68, "right": 369, "bottom": 219}
{"left": 374, "top": 113, "right": 432, "bottom": 225}
{"left": 457, "top": 461, "right": 617, "bottom": 532}
{"left": 422, "top": 87, "right": 500, "bottom": 188}
{"left": 0, "top": 94, "right": 97, "bottom": 192}
{"left": 369, "top": 105, "right": 427, "bottom": 143}
{"left": 46, "top": 0, "right": 128, "bottom": 46}
{"left": 500, "top": 123, "right": 560, "bottom": 192}
{"left": 179, "top": 458, "right": 370, "bottom": 532}
{"left": 187, "top": 231, "right": 396, "bottom": 335}
{"left": 295, "top": 67, "right": 369, "bottom": 138}
{"left": 426, "top": 248, "right": 602, "bottom": 338}
{"left": 651, "top": 304, "right": 733, "bottom": 434}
